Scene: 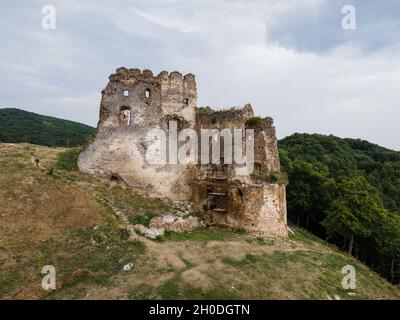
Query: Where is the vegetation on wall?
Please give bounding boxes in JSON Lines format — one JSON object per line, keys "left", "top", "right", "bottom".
{"left": 279, "top": 133, "right": 400, "bottom": 283}
{"left": 195, "top": 106, "right": 215, "bottom": 116}
{"left": 251, "top": 168, "right": 288, "bottom": 185}
{"left": 245, "top": 116, "right": 263, "bottom": 128}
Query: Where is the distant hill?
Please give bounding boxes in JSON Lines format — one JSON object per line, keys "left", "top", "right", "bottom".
{"left": 0, "top": 108, "right": 95, "bottom": 147}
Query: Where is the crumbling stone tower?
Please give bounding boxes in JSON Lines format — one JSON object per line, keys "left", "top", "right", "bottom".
{"left": 78, "top": 67, "right": 197, "bottom": 200}
{"left": 79, "top": 67, "right": 287, "bottom": 236}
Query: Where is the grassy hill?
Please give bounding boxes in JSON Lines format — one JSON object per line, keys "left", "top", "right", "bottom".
{"left": 0, "top": 108, "right": 95, "bottom": 147}
{"left": 1, "top": 143, "right": 399, "bottom": 300}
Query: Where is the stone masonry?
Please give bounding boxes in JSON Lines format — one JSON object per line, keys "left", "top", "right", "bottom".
{"left": 78, "top": 67, "right": 288, "bottom": 236}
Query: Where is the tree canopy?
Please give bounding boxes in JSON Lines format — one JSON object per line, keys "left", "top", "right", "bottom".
{"left": 0, "top": 108, "right": 95, "bottom": 147}
{"left": 279, "top": 133, "right": 400, "bottom": 283}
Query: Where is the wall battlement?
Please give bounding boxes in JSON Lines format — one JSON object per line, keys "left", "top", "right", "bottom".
{"left": 99, "top": 67, "right": 197, "bottom": 128}
{"left": 108, "top": 67, "right": 196, "bottom": 89}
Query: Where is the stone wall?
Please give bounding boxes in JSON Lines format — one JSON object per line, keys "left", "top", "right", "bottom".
{"left": 192, "top": 104, "right": 287, "bottom": 236}
{"left": 78, "top": 68, "right": 196, "bottom": 200}
{"left": 79, "top": 67, "right": 288, "bottom": 236}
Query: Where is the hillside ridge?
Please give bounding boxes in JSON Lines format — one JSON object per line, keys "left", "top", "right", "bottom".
{"left": 0, "top": 108, "right": 95, "bottom": 147}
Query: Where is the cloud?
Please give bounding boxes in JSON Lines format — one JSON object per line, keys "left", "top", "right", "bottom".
{"left": 266, "top": 0, "right": 400, "bottom": 53}
{"left": 0, "top": 0, "right": 399, "bottom": 150}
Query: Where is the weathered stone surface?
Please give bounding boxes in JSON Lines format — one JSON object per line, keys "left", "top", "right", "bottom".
{"left": 78, "top": 68, "right": 196, "bottom": 201}
{"left": 78, "top": 67, "right": 288, "bottom": 237}
{"left": 123, "top": 263, "right": 134, "bottom": 272}
{"left": 193, "top": 104, "right": 288, "bottom": 237}
{"left": 149, "top": 215, "right": 200, "bottom": 232}
{"left": 134, "top": 225, "right": 165, "bottom": 239}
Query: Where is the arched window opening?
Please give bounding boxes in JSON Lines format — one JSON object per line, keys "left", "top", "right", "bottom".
{"left": 145, "top": 88, "right": 151, "bottom": 98}
{"left": 123, "top": 90, "right": 129, "bottom": 97}
{"left": 184, "top": 98, "right": 189, "bottom": 105}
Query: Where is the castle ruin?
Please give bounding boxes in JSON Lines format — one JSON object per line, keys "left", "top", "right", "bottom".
{"left": 78, "top": 67, "right": 287, "bottom": 237}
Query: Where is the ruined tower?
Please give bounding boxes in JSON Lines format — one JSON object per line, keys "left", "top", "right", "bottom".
{"left": 78, "top": 67, "right": 197, "bottom": 200}
{"left": 193, "top": 106, "right": 287, "bottom": 236}
{"left": 78, "top": 67, "right": 287, "bottom": 236}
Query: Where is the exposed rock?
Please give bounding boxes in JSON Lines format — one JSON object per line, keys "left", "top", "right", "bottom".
{"left": 134, "top": 224, "right": 165, "bottom": 239}
{"left": 162, "top": 214, "right": 177, "bottom": 223}
{"left": 123, "top": 263, "right": 134, "bottom": 272}
{"left": 149, "top": 215, "right": 200, "bottom": 232}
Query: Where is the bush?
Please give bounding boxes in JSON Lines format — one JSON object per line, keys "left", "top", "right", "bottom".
{"left": 128, "top": 211, "right": 157, "bottom": 227}
{"left": 251, "top": 168, "right": 287, "bottom": 184}
{"left": 195, "top": 107, "right": 215, "bottom": 116}
{"left": 245, "top": 117, "right": 263, "bottom": 128}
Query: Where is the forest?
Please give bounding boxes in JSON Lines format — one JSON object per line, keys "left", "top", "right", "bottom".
{"left": 0, "top": 108, "right": 95, "bottom": 147}
{"left": 279, "top": 133, "right": 400, "bottom": 283}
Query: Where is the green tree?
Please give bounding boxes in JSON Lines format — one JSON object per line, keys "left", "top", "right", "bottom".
{"left": 279, "top": 133, "right": 400, "bottom": 282}
{"left": 282, "top": 155, "right": 334, "bottom": 229}
{"left": 375, "top": 213, "right": 400, "bottom": 282}
{"left": 322, "top": 176, "right": 386, "bottom": 255}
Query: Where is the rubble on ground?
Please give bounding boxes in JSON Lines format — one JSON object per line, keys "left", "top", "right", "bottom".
{"left": 134, "top": 224, "right": 165, "bottom": 239}
{"left": 149, "top": 214, "right": 200, "bottom": 232}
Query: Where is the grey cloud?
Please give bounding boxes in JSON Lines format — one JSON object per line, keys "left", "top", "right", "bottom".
{"left": 266, "top": 0, "right": 400, "bottom": 53}
{"left": 0, "top": 0, "right": 399, "bottom": 150}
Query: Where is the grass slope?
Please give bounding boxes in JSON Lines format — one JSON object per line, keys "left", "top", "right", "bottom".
{"left": 0, "top": 108, "right": 95, "bottom": 147}
{"left": 0, "top": 143, "right": 399, "bottom": 300}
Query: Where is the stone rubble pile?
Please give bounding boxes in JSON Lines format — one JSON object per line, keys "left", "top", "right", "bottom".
{"left": 149, "top": 214, "right": 200, "bottom": 232}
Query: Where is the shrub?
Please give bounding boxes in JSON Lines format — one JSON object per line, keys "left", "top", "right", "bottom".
{"left": 128, "top": 211, "right": 157, "bottom": 226}
{"left": 245, "top": 117, "right": 263, "bottom": 128}
{"left": 195, "top": 107, "right": 215, "bottom": 116}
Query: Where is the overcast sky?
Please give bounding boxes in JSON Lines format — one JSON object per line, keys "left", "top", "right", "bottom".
{"left": 1, "top": 0, "right": 399, "bottom": 150}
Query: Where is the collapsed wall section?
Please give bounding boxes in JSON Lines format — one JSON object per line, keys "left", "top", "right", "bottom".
{"left": 192, "top": 104, "right": 287, "bottom": 236}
